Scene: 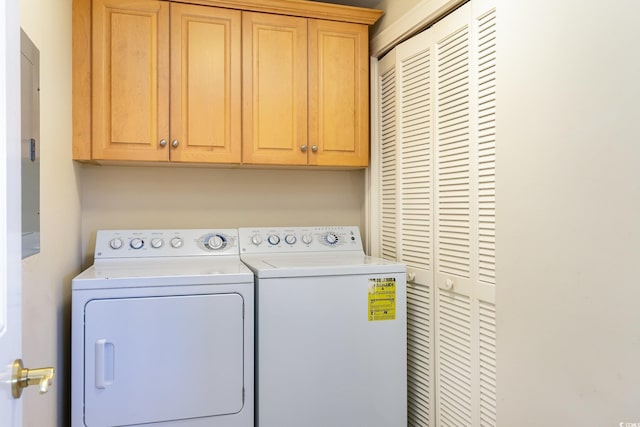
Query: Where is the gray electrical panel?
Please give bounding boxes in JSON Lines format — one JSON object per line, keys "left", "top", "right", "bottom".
{"left": 21, "top": 29, "right": 40, "bottom": 259}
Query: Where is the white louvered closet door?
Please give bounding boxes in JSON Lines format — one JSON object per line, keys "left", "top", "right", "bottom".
{"left": 373, "top": 0, "right": 496, "bottom": 426}
{"left": 433, "top": 2, "right": 497, "bottom": 425}
{"left": 377, "top": 30, "right": 437, "bottom": 427}
{"left": 394, "top": 28, "right": 437, "bottom": 427}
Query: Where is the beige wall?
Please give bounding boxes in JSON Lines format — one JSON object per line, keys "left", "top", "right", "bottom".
{"left": 372, "top": 0, "right": 422, "bottom": 35}
{"left": 79, "top": 165, "right": 365, "bottom": 266}
{"left": 20, "top": 0, "right": 82, "bottom": 425}
{"left": 496, "top": 0, "right": 640, "bottom": 424}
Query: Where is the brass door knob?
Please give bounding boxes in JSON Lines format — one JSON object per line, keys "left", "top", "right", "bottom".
{"left": 11, "top": 359, "right": 55, "bottom": 398}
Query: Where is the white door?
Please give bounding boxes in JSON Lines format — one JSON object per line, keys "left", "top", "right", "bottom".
{"left": 0, "top": 0, "right": 23, "bottom": 425}
{"left": 82, "top": 294, "right": 244, "bottom": 427}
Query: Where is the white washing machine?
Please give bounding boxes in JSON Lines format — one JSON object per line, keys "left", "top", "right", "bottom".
{"left": 71, "top": 229, "right": 254, "bottom": 427}
{"left": 239, "top": 226, "right": 407, "bottom": 427}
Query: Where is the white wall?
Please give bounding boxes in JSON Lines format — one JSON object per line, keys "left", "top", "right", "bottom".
{"left": 79, "top": 166, "right": 365, "bottom": 265}
{"left": 372, "top": 0, "right": 423, "bottom": 35}
{"left": 496, "top": 0, "right": 640, "bottom": 424}
{"left": 20, "top": 0, "right": 82, "bottom": 425}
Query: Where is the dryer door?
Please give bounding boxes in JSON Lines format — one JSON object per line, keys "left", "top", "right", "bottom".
{"left": 83, "top": 293, "right": 244, "bottom": 427}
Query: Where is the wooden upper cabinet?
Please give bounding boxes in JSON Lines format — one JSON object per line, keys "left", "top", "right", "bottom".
{"left": 90, "top": 0, "right": 241, "bottom": 163}
{"left": 308, "top": 20, "right": 369, "bottom": 167}
{"left": 242, "top": 12, "right": 308, "bottom": 166}
{"left": 73, "top": 0, "right": 382, "bottom": 165}
{"left": 170, "top": 3, "right": 241, "bottom": 163}
{"left": 242, "top": 14, "right": 370, "bottom": 167}
{"left": 92, "top": 0, "right": 169, "bottom": 161}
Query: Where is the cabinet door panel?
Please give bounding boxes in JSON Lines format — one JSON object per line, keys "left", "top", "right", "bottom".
{"left": 309, "top": 20, "right": 368, "bottom": 167}
{"left": 170, "top": 3, "right": 241, "bottom": 163}
{"left": 242, "top": 12, "right": 308, "bottom": 165}
{"left": 92, "top": 0, "right": 169, "bottom": 161}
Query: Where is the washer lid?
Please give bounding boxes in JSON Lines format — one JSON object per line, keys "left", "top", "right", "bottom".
{"left": 241, "top": 253, "right": 405, "bottom": 278}
{"left": 72, "top": 257, "right": 254, "bottom": 290}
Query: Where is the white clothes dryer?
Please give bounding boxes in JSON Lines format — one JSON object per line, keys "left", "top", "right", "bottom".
{"left": 239, "top": 226, "right": 407, "bottom": 427}
{"left": 71, "top": 229, "right": 254, "bottom": 427}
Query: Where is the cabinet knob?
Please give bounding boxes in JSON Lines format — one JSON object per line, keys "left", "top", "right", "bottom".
{"left": 300, "top": 145, "right": 308, "bottom": 153}
{"left": 171, "top": 139, "right": 179, "bottom": 148}
{"left": 311, "top": 145, "right": 318, "bottom": 153}
{"left": 159, "top": 139, "right": 167, "bottom": 148}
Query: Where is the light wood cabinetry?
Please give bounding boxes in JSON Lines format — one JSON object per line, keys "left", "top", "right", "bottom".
{"left": 170, "top": 3, "right": 241, "bottom": 163}
{"left": 241, "top": 12, "right": 308, "bottom": 166}
{"left": 89, "top": 0, "right": 240, "bottom": 163}
{"left": 91, "top": 0, "right": 169, "bottom": 161}
{"left": 308, "top": 19, "right": 369, "bottom": 167}
{"left": 73, "top": 0, "right": 382, "bottom": 166}
{"left": 242, "top": 14, "right": 369, "bottom": 167}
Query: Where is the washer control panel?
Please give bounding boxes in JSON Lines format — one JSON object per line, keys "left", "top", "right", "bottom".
{"left": 239, "top": 226, "right": 363, "bottom": 254}
{"left": 94, "top": 229, "right": 237, "bottom": 259}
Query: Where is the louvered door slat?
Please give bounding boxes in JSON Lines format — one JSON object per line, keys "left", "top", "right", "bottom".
{"left": 397, "top": 34, "right": 435, "bottom": 427}
{"left": 475, "top": 5, "right": 497, "bottom": 426}
{"left": 478, "top": 301, "right": 496, "bottom": 426}
{"left": 437, "top": 289, "right": 472, "bottom": 426}
{"left": 436, "top": 20, "right": 471, "bottom": 281}
{"left": 380, "top": 65, "right": 397, "bottom": 261}
{"left": 407, "top": 283, "right": 433, "bottom": 426}
{"left": 400, "top": 47, "right": 432, "bottom": 274}
{"left": 477, "top": 7, "right": 497, "bottom": 287}
{"left": 432, "top": 6, "right": 475, "bottom": 427}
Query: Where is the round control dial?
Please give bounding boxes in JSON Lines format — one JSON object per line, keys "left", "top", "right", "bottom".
{"left": 109, "top": 238, "right": 123, "bottom": 250}
{"left": 301, "top": 234, "right": 313, "bottom": 245}
{"left": 251, "top": 234, "right": 263, "bottom": 246}
{"left": 284, "top": 234, "right": 297, "bottom": 245}
{"left": 130, "top": 238, "right": 144, "bottom": 250}
{"left": 324, "top": 232, "right": 339, "bottom": 245}
{"left": 267, "top": 234, "right": 281, "bottom": 245}
{"left": 204, "top": 234, "right": 227, "bottom": 251}
{"left": 150, "top": 238, "right": 163, "bottom": 249}
{"left": 170, "top": 237, "right": 183, "bottom": 248}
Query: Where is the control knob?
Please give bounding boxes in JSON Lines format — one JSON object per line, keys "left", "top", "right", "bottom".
{"left": 204, "top": 234, "right": 227, "bottom": 251}
{"left": 251, "top": 234, "right": 263, "bottom": 246}
{"left": 109, "top": 238, "right": 123, "bottom": 250}
{"left": 267, "top": 234, "right": 281, "bottom": 245}
{"left": 284, "top": 234, "right": 297, "bottom": 245}
{"left": 150, "top": 238, "right": 163, "bottom": 249}
{"left": 130, "top": 238, "right": 144, "bottom": 250}
{"left": 301, "top": 234, "right": 313, "bottom": 245}
{"left": 170, "top": 237, "right": 183, "bottom": 248}
{"left": 324, "top": 232, "right": 339, "bottom": 245}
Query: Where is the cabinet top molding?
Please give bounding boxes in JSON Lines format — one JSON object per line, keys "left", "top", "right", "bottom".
{"left": 167, "top": 0, "right": 383, "bottom": 24}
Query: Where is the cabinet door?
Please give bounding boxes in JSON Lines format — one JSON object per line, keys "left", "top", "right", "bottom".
{"left": 92, "top": 0, "right": 169, "bottom": 161}
{"left": 308, "top": 20, "right": 369, "bottom": 167}
{"left": 170, "top": 3, "right": 241, "bottom": 163}
{"left": 242, "top": 12, "right": 308, "bottom": 165}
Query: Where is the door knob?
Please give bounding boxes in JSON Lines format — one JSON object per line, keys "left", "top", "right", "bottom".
{"left": 171, "top": 139, "right": 179, "bottom": 148}
{"left": 11, "top": 359, "right": 55, "bottom": 398}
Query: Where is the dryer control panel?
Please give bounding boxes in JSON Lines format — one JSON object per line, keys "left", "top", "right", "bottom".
{"left": 239, "top": 226, "right": 363, "bottom": 254}
{"left": 94, "top": 229, "right": 239, "bottom": 259}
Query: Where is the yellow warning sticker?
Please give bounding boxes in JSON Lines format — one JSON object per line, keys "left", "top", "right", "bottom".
{"left": 368, "top": 278, "right": 396, "bottom": 321}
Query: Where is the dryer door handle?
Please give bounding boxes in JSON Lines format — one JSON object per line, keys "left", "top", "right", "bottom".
{"left": 95, "top": 339, "right": 115, "bottom": 389}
